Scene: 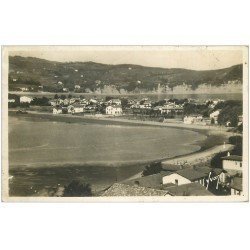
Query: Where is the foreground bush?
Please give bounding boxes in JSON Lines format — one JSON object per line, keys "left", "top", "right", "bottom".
{"left": 63, "top": 180, "right": 92, "bottom": 197}
{"left": 142, "top": 161, "right": 163, "bottom": 176}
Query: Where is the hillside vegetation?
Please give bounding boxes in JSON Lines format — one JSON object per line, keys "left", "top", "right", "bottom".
{"left": 9, "top": 56, "right": 243, "bottom": 93}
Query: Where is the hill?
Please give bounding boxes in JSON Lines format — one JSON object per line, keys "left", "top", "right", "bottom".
{"left": 8, "top": 56, "right": 243, "bottom": 94}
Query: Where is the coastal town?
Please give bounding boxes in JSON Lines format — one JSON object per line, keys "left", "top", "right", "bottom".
{"left": 8, "top": 92, "right": 243, "bottom": 197}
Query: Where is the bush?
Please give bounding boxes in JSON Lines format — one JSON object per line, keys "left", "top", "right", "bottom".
{"left": 210, "top": 151, "right": 228, "bottom": 168}
{"left": 63, "top": 180, "right": 92, "bottom": 197}
{"left": 228, "top": 136, "right": 242, "bottom": 145}
{"left": 142, "top": 161, "right": 163, "bottom": 176}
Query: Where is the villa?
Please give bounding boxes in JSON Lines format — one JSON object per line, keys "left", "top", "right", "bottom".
{"left": 20, "top": 96, "right": 33, "bottom": 103}
{"left": 230, "top": 176, "right": 242, "bottom": 195}
{"left": 162, "top": 169, "right": 208, "bottom": 186}
{"left": 183, "top": 114, "right": 205, "bottom": 125}
{"left": 106, "top": 105, "right": 122, "bottom": 116}
{"left": 210, "top": 110, "right": 221, "bottom": 124}
{"left": 52, "top": 107, "right": 62, "bottom": 114}
{"left": 222, "top": 153, "right": 242, "bottom": 175}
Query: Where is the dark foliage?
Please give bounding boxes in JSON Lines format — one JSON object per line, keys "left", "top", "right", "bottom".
{"left": 228, "top": 136, "right": 242, "bottom": 145}
{"left": 210, "top": 135, "right": 243, "bottom": 168}
{"left": 30, "top": 97, "right": 50, "bottom": 106}
{"left": 210, "top": 151, "right": 228, "bottom": 168}
{"left": 142, "top": 161, "right": 163, "bottom": 176}
{"left": 63, "top": 180, "right": 92, "bottom": 197}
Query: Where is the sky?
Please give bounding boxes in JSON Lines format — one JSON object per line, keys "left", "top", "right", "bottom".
{"left": 8, "top": 46, "right": 243, "bottom": 70}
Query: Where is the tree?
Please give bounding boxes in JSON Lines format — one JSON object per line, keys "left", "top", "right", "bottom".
{"left": 121, "top": 98, "right": 129, "bottom": 108}
{"left": 228, "top": 135, "right": 242, "bottom": 145}
{"left": 210, "top": 151, "right": 228, "bottom": 168}
{"left": 63, "top": 180, "right": 92, "bottom": 197}
{"left": 142, "top": 161, "right": 163, "bottom": 176}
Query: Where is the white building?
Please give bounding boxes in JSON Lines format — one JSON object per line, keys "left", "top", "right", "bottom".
{"left": 106, "top": 105, "right": 122, "bottom": 116}
{"left": 230, "top": 177, "right": 242, "bottom": 195}
{"left": 20, "top": 96, "right": 33, "bottom": 103}
{"left": 20, "top": 87, "right": 29, "bottom": 92}
{"left": 183, "top": 115, "right": 205, "bottom": 125}
{"left": 90, "top": 98, "right": 98, "bottom": 104}
{"left": 8, "top": 99, "right": 16, "bottom": 103}
{"left": 210, "top": 110, "right": 221, "bottom": 124}
{"left": 68, "top": 105, "right": 84, "bottom": 114}
{"left": 107, "top": 99, "right": 122, "bottom": 106}
{"left": 53, "top": 108, "right": 62, "bottom": 114}
{"left": 162, "top": 169, "right": 207, "bottom": 186}
{"left": 162, "top": 173, "right": 191, "bottom": 186}
{"left": 49, "top": 100, "right": 57, "bottom": 106}
{"left": 74, "top": 85, "right": 81, "bottom": 89}
{"left": 222, "top": 153, "right": 242, "bottom": 174}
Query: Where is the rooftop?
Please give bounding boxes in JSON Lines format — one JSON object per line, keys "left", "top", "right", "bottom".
{"left": 195, "top": 167, "right": 224, "bottom": 176}
{"left": 121, "top": 171, "right": 172, "bottom": 189}
{"left": 222, "top": 155, "right": 242, "bottom": 161}
{"left": 164, "top": 182, "right": 213, "bottom": 196}
{"left": 162, "top": 164, "right": 183, "bottom": 172}
{"left": 106, "top": 105, "right": 122, "bottom": 108}
{"left": 102, "top": 183, "right": 168, "bottom": 197}
{"left": 176, "top": 169, "right": 207, "bottom": 181}
{"left": 230, "top": 177, "right": 242, "bottom": 191}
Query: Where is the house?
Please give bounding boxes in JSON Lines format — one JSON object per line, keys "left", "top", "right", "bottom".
{"left": 102, "top": 183, "right": 169, "bottom": 196}
{"left": 139, "top": 100, "right": 152, "bottom": 109}
{"left": 49, "top": 100, "right": 57, "bottom": 106}
{"left": 162, "top": 169, "right": 207, "bottom": 186}
{"left": 63, "top": 99, "right": 70, "bottom": 106}
{"left": 121, "top": 172, "right": 172, "bottom": 189}
{"left": 210, "top": 110, "right": 221, "bottom": 124}
{"left": 164, "top": 182, "right": 213, "bottom": 196}
{"left": 53, "top": 107, "right": 62, "bottom": 114}
{"left": 238, "top": 115, "right": 243, "bottom": 126}
{"left": 108, "top": 99, "right": 121, "bottom": 106}
{"left": 230, "top": 177, "right": 242, "bottom": 195}
{"left": 106, "top": 105, "right": 122, "bottom": 116}
{"left": 222, "top": 153, "right": 242, "bottom": 174}
{"left": 63, "top": 87, "right": 69, "bottom": 92}
{"left": 195, "top": 167, "right": 226, "bottom": 183}
{"left": 56, "top": 98, "right": 64, "bottom": 105}
{"left": 161, "top": 103, "right": 183, "bottom": 115}
{"left": 20, "top": 96, "right": 33, "bottom": 103}
{"left": 8, "top": 99, "right": 15, "bottom": 103}
{"left": 69, "top": 98, "right": 76, "bottom": 104}
{"left": 20, "top": 87, "right": 29, "bottom": 92}
{"left": 68, "top": 104, "right": 84, "bottom": 114}
{"left": 74, "top": 85, "right": 81, "bottom": 89}
{"left": 183, "top": 115, "right": 205, "bottom": 125}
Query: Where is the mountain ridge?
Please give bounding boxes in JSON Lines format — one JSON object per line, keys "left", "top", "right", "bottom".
{"left": 8, "top": 56, "right": 243, "bottom": 94}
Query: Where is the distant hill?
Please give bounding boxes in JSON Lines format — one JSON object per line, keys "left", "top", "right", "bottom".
{"left": 8, "top": 56, "right": 243, "bottom": 94}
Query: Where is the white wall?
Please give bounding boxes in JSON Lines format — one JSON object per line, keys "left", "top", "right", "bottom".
{"left": 223, "top": 160, "right": 242, "bottom": 172}
{"left": 162, "top": 173, "right": 191, "bottom": 186}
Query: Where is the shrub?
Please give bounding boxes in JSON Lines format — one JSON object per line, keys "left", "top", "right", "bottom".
{"left": 142, "top": 161, "right": 163, "bottom": 176}
{"left": 63, "top": 180, "right": 92, "bottom": 197}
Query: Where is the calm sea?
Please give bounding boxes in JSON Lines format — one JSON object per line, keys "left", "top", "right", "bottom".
{"left": 8, "top": 115, "right": 206, "bottom": 196}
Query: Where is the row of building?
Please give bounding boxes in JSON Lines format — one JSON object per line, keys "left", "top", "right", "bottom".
{"left": 102, "top": 153, "right": 243, "bottom": 197}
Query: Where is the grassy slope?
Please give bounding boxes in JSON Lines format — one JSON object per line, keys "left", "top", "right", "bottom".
{"left": 9, "top": 56, "right": 243, "bottom": 91}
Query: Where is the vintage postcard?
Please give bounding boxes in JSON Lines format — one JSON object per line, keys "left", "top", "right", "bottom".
{"left": 1, "top": 46, "right": 248, "bottom": 202}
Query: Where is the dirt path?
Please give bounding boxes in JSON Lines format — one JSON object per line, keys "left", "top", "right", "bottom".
{"left": 126, "top": 143, "right": 234, "bottom": 181}
{"left": 162, "top": 143, "right": 234, "bottom": 165}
